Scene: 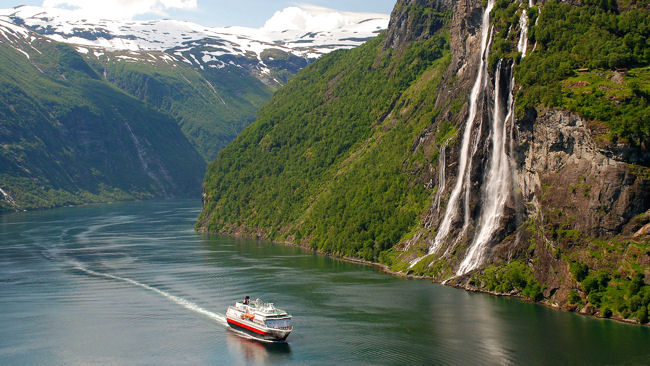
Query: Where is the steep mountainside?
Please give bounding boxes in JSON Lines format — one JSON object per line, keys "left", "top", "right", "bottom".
{"left": 0, "top": 20, "right": 205, "bottom": 212}
{"left": 90, "top": 51, "right": 274, "bottom": 161}
{"left": 0, "top": 5, "right": 389, "bottom": 161}
{"left": 198, "top": 0, "right": 650, "bottom": 324}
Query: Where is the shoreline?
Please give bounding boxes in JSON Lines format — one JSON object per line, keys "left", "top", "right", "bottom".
{"left": 200, "top": 228, "right": 649, "bottom": 328}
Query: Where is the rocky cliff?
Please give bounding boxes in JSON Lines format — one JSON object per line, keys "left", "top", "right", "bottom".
{"left": 198, "top": 0, "right": 650, "bottom": 324}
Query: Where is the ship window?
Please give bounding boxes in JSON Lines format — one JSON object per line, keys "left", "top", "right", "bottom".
{"left": 265, "top": 319, "right": 290, "bottom": 329}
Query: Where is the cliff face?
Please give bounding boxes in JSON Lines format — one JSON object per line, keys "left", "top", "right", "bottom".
{"left": 493, "top": 109, "right": 650, "bottom": 301}
{"left": 198, "top": 0, "right": 650, "bottom": 323}
{"left": 399, "top": 0, "right": 650, "bottom": 322}
{"left": 383, "top": 0, "right": 455, "bottom": 50}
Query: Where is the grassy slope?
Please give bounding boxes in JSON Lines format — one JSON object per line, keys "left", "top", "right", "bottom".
{"left": 515, "top": 0, "right": 649, "bottom": 148}
{"left": 0, "top": 39, "right": 205, "bottom": 210}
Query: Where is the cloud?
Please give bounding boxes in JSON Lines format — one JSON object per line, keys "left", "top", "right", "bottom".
{"left": 262, "top": 4, "right": 387, "bottom": 32}
{"left": 41, "top": 0, "right": 198, "bottom": 20}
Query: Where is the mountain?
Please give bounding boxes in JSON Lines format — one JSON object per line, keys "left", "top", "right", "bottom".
{"left": 0, "top": 5, "right": 389, "bottom": 212}
{"left": 0, "top": 5, "right": 389, "bottom": 161}
{"left": 197, "top": 0, "right": 650, "bottom": 324}
{"left": 0, "top": 18, "right": 205, "bottom": 212}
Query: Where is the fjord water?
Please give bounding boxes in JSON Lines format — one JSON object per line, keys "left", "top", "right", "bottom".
{"left": 1, "top": 201, "right": 648, "bottom": 365}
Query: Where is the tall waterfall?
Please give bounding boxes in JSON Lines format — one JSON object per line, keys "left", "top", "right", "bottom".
{"left": 409, "top": 0, "right": 495, "bottom": 269}
{"left": 457, "top": 9, "right": 529, "bottom": 275}
{"left": 433, "top": 140, "right": 449, "bottom": 212}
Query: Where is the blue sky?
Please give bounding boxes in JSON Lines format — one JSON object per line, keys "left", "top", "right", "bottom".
{"left": 0, "top": 1, "right": 396, "bottom": 27}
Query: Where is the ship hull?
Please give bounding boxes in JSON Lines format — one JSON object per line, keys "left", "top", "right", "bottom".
{"left": 226, "top": 317, "right": 291, "bottom": 342}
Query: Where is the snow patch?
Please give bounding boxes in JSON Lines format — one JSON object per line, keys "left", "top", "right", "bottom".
{"left": 116, "top": 55, "right": 138, "bottom": 61}
{"left": 16, "top": 47, "right": 30, "bottom": 59}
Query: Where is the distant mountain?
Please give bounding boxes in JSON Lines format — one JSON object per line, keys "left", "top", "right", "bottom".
{"left": 0, "top": 5, "right": 389, "bottom": 212}
{"left": 0, "top": 5, "right": 389, "bottom": 162}
{"left": 1, "top": 5, "right": 388, "bottom": 85}
{"left": 0, "top": 18, "right": 205, "bottom": 211}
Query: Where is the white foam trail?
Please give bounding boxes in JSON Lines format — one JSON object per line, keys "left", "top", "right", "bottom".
{"left": 409, "top": 0, "right": 495, "bottom": 269}
{"left": 75, "top": 266, "right": 227, "bottom": 325}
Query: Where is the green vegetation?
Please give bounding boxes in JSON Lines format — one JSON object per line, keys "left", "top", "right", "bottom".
{"left": 99, "top": 58, "right": 274, "bottom": 161}
{"left": 579, "top": 271, "right": 650, "bottom": 323}
{"left": 199, "top": 19, "right": 452, "bottom": 261}
{"left": 471, "top": 261, "right": 544, "bottom": 301}
{"left": 196, "top": 0, "right": 648, "bottom": 323}
{"left": 514, "top": 0, "right": 650, "bottom": 148}
{"left": 0, "top": 37, "right": 204, "bottom": 211}
{"left": 488, "top": 0, "right": 526, "bottom": 70}
{"left": 570, "top": 261, "right": 589, "bottom": 282}
{"left": 553, "top": 220, "right": 650, "bottom": 322}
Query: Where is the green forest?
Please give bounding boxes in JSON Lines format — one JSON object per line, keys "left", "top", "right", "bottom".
{"left": 198, "top": 20, "right": 453, "bottom": 261}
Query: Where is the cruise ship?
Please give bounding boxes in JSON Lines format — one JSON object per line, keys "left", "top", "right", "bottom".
{"left": 226, "top": 297, "right": 293, "bottom": 342}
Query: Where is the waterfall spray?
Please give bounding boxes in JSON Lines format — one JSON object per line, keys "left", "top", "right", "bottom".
{"left": 409, "top": 0, "right": 495, "bottom": 269}
{"left": 457, "top": 59, "right": 511, "bottom": 275}
{"left": 457, "top": 7, "right": 530, "bottom": 275}
{"left": 433, "top": 140, "right": 449, "bottom": 212}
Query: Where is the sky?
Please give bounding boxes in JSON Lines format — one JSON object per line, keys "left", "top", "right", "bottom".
{"left": 0, "top": 0, "right": 397, "bottom": 28}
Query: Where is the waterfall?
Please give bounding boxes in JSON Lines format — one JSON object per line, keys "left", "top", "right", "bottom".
{"left": 409, "top": 0, "right": 495, "bottom": 268}
{"left": 0, "top": 187, "right": 16, "bottom": 206}
{"left": 457, "top": 8, "right": 530, "bottom": 276}
{"left": 510, "top": 10, "right": 528, "bottom": 161}
{"left": 457, "top": 59, "right": 511, "bottom": 275}
{"left": 433, "top": 140, "right": 449, "bottom": 212}
{"left": 517, "top": 11, "right": 529, "bottom": 58}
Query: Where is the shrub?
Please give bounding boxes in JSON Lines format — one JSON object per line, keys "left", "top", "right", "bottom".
{"left": 603, "top": 308, "right": 613, "bottom": 318}
{"left": 568, "top": 290, "right": 581, "bottom": 304}
{"left": 570, "top": 261, "right": 589, "bottom": 282}
{"left": 636, "top": 307, "right": 649, "bottom": 324}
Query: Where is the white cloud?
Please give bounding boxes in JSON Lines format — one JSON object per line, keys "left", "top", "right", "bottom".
{"left": 41, "top": 0, "right": 198, "bottom": 20}
{"left": 262, "top": 4, "right": 387, "bottom": 32}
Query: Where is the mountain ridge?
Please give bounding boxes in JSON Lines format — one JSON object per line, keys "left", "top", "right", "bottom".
{"left": 0, "top": 5, "right": 391, "bottom": 212}
{"left": 1, "top": 5, "right": 389, "bottom": 85}
{"left": 0, "top": 5, "right": 390, "bottom": 162}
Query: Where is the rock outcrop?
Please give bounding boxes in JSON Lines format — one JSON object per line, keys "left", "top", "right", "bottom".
{"left": 384, "top": 0, "right": 455, "bottom": 50}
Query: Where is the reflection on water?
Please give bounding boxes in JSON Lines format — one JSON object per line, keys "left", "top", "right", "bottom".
{"left": 0, "top": 200, "right": 649, "bottom": 365}
{"left": 226, "top": 332, "right": 292, "bottom": 365}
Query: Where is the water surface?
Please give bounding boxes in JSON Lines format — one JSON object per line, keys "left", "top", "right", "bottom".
{"left": 1, "top": 200, "right": 648, "bottom": 365}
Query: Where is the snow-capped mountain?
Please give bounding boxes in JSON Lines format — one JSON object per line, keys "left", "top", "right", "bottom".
{"left": 0, "top": 5, "right": 389, "bottom": 83}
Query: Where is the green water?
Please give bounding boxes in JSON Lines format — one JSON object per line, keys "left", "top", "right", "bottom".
{"left": 0, "top": 200, "right": 648, "bottom": 365}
